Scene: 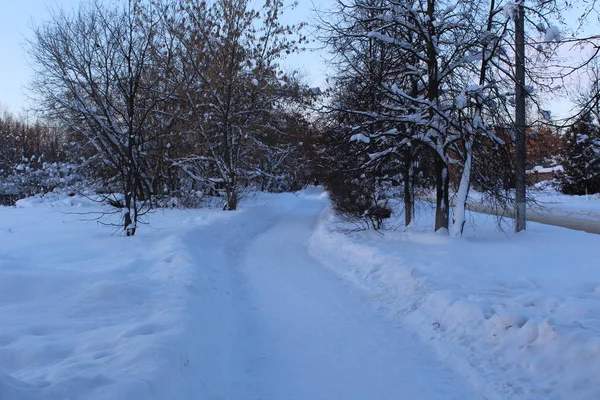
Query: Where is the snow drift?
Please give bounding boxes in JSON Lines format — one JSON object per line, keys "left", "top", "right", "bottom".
{"left": 309, "top": 205, "right": 600, "bottom": 400}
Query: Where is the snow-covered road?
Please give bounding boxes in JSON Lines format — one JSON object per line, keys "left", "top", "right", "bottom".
{"left": 187, "top": 191, "right": 479, "bottom": 399}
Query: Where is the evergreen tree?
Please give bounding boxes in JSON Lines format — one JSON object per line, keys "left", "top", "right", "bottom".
{"left": 560, "top": 113, "right": 600, "bottom": 195}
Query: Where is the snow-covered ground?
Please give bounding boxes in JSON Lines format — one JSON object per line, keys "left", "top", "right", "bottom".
{"left": 1, "top": 189, "right": 599, "bottom": 400}
{"left": 0, "top": 194, "right": 233, "bottom": 399}
{"left": 310, "top": 200, "right": 600, "bottom": 400}
{"left": 468, "top": 184, "right": 600, "bottom": 220}
{"left": 0, "top": 191, "right": 479, "bottom": 400}
{"left": 528, "top": 185, "right": 600, "bottom": 219}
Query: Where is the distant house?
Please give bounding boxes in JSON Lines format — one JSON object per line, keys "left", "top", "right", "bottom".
{"left": 527, "top": 165, "right": 563, "bottom": 184}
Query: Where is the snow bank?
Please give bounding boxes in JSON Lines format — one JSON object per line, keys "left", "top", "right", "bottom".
{"left": 0, "top": 203, "right": 231, "bottom": 400}
{"left": 467, "top": 187, "right": 600, "bottom": 220}
{"left": 0, "top": 372, "right": 41, "bottom": 400}
{"left": 309, "top": 205, "right": 600, "bottom": 400}
{"left": 529, "top": 187, "right": 600, "bottom": 219}
{"left": 15, "top": 192, "right": 103, "bottom": 208}
{"left": 528, "top": 165, "right": 563, "bottom": 174}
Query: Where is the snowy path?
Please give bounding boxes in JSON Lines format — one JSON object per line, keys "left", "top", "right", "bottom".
{"left": 186, "top": 192, "right": 480, "bottom": 399}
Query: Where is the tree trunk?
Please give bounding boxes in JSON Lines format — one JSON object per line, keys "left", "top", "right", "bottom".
{"left": 125, "top": 131, "right": 137, "bottom": 236}
{"left": 225, "top": 180, "right": 238, "bottom": 210}
{"left": 260, "top": 172, "right": 271, "bottom": 192}
{"left": 434, "top": 156, "right": 449, "bottom": 233}
{"left": 261, "top": 176, "right": 267, "bottom": 192}
{"left": 403, "top": 152, "right": 415, "bottom": 227}
{"left": 514, "top": 1, "right": 527, "bottom": 232}
{"left": 124, "top": 193, "right": 136, "bottom": 236}
{"left": 451, "top": 137, "right": 473, "bottom": 236}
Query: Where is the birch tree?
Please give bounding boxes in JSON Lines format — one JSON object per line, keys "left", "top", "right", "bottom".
{"left": 322, "top": 0, "right": 479, "bottom": 232}
{"left": 320, "top": 0, "right": 571, "bottom": 235}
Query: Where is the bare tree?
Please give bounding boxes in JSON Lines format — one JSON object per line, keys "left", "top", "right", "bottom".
{"left": 28, "top": 0, "right": 177, "bottom": 235}
{"left": 321, "top": 0, "right": 484, "bottom": 233}
{"left": 170, "top": 0, "right": 308, "bottom": 210}
{"left": 319, "top": 0, "right": 578, "bottom": 235}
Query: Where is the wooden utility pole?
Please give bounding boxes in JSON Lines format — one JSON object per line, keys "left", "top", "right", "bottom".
{"left": 515, "top": 1, "right": 527, "bottom": 232}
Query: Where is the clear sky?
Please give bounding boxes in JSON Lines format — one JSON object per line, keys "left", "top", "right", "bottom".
{"left": 0, "top": 0, "right": 332, "bottom": 114}
{"left": 280, "top": 0, "right": 334, "bottom": 91}
{"left": 0, "top": 0, "right": 84, "bottom": 114}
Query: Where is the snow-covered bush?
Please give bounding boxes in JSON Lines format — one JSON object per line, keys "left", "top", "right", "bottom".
{"left": 326, "top": 173, "right": 392, "bottom": 230}
{"left": 0, "top": 161, "right": 91, "bottom": 205}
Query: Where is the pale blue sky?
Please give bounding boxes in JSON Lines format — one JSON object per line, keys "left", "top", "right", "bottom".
{"left": 0, "top": 0, "right": 331, "bottom": 114}
{"left": 0, "top": 0, "right": 82, "bottom": 113}
{"left": 0, "top": 0, "right": 590, "bottom": 119}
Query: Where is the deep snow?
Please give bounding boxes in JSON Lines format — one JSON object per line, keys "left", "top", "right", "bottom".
{"left": 0, "top": 196, "right": 232, "bottom": 399}
{"left": 468, "top": 185, "right": 600, "bottom": 221}
{"left": 529, "top": 186, "right": 600, "bottom": 219}
{"left": 310, "top": 199, "right": 600, "bottom": 400}
{"left": 0, "top": 191, "right": 478, "bottom": 399}
{"left": 1, "top": 189, "right": 599, "bottom": 400}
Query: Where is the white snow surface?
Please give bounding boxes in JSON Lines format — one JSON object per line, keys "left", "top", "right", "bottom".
{"left": 309, "top": 200, "right": 600, "bottom": 400}
{"left": 2, "top": 188, "right": 599, "bottom": 400}
{"left": 529, "top": 165, "right": 563, "bottom": 174}
{"left": 0, "top": 190, "right": 478, "bottom": 400}
{"left": 0, "top": 197, "right": 231, "bottom": 400}
{"left": 545, "top": 25, "right": 560, "bottom": 42}
{"left": 529, "top": 186, "right": 600, "bottom": 219}
{"left": 469, "top": 186, "right": 600, "bottom": 220}
{"left": 349, "top": 132, "right": 371, "bottom": 143}
{"left": 14, "top": 192, "right": 102, "bottom": 208}
{"left": 502, "top": 1, "right": 519, "bottom": 19}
